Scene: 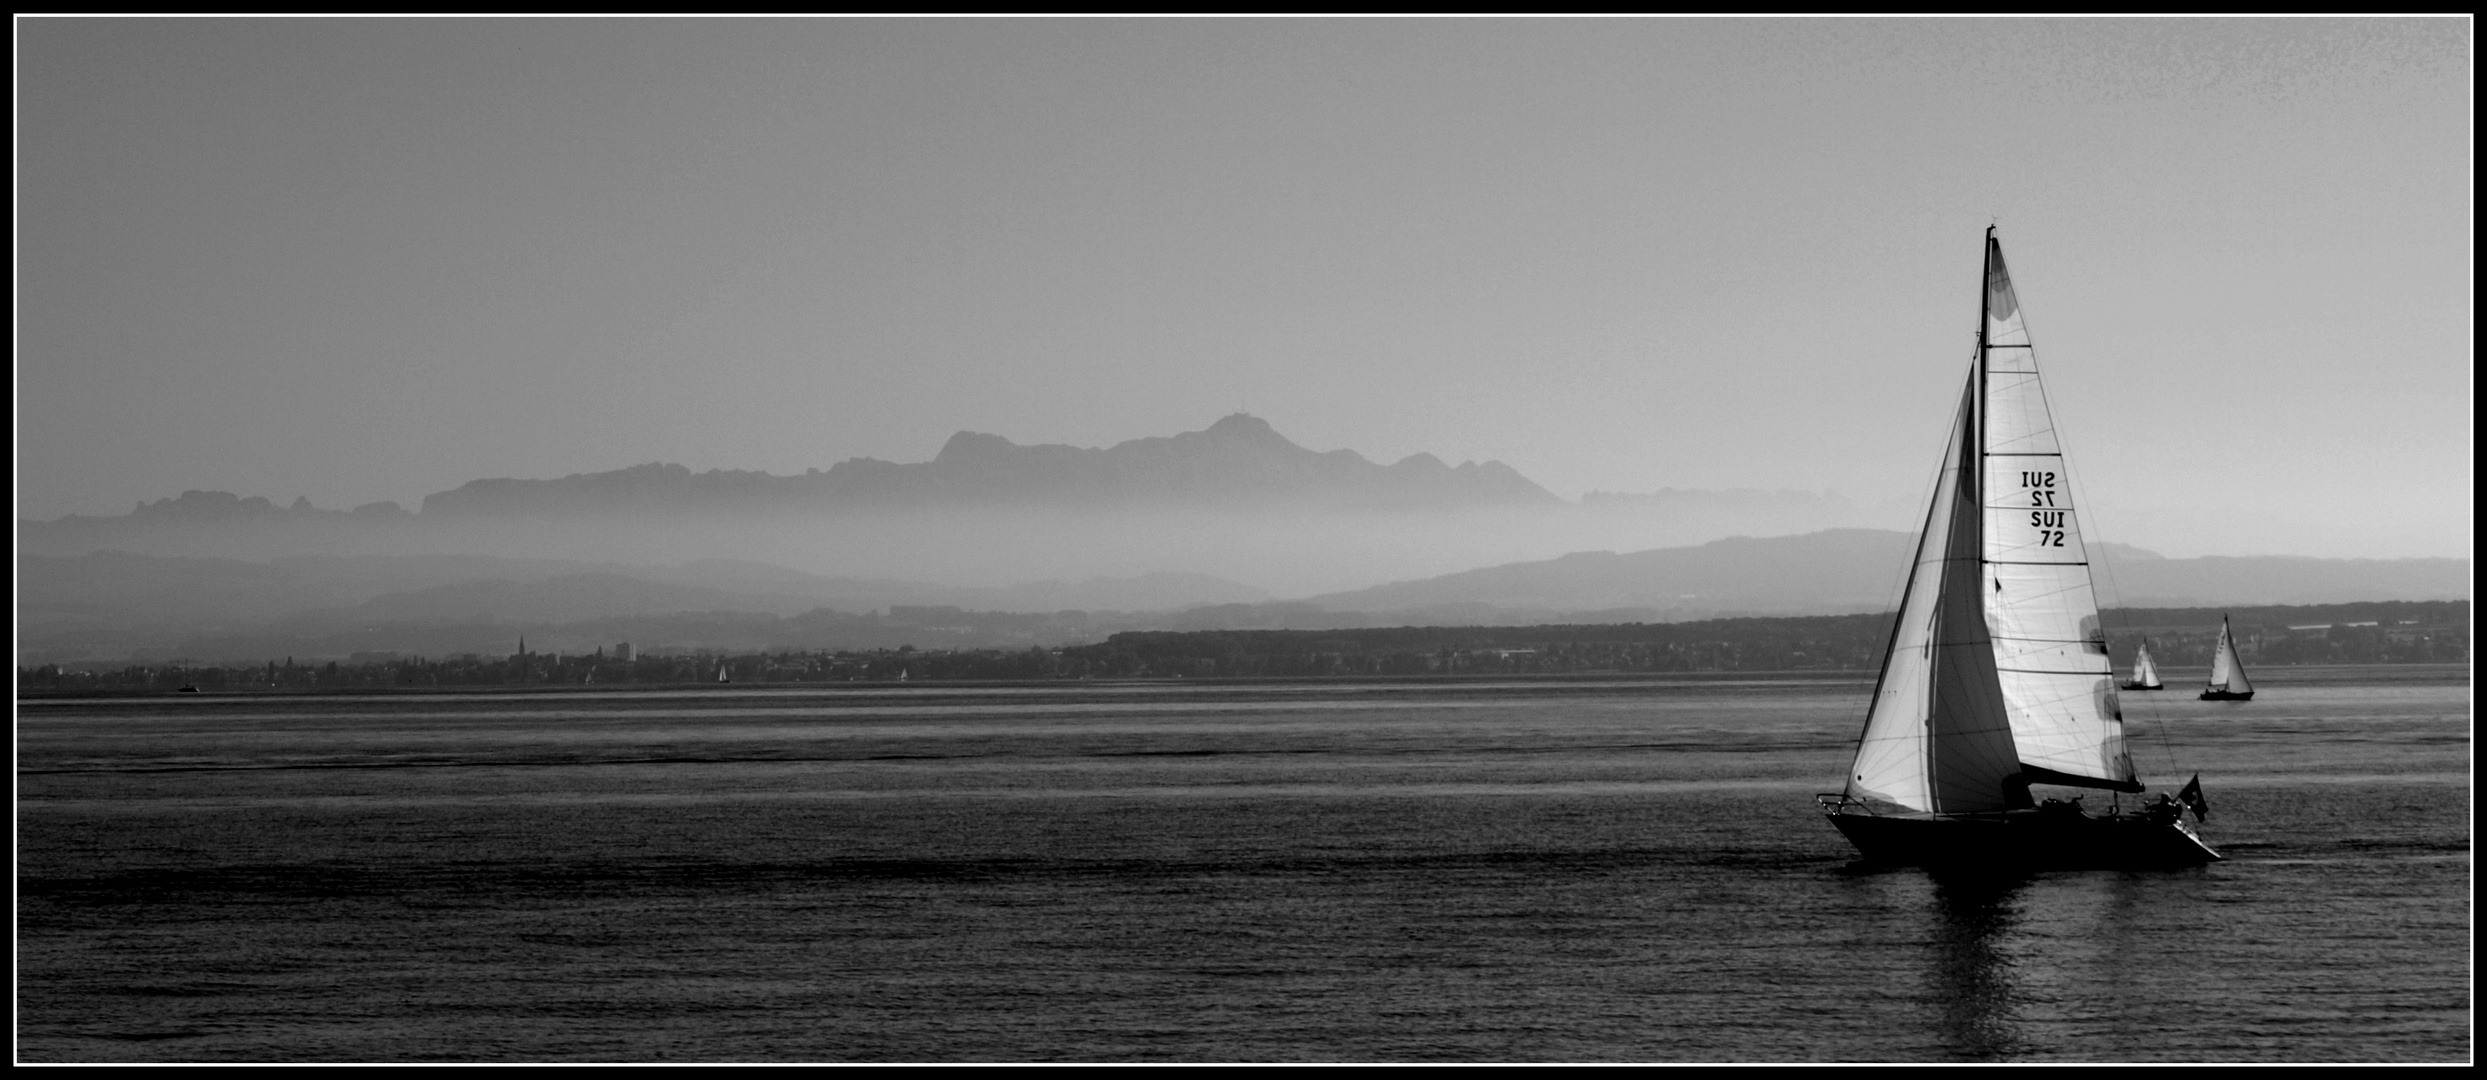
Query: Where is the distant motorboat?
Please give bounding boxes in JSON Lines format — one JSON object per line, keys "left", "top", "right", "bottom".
{"left": 2200, "top": 616, "right": 2255, "bottom": 701}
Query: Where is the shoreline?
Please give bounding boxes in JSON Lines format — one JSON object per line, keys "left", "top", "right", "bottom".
{"left": 15, "top": 662, "right": 2469, "bottom": 702}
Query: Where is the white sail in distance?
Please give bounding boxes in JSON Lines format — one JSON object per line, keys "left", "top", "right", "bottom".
{"left": 1978, "top": 238, "right": 2140, "bottom": 792}
{"left": 2131, "top": 641, "right": 2162, "bottom": 689}
{"left": 2208, "top": 619, "right": 2253, "bottom": 694}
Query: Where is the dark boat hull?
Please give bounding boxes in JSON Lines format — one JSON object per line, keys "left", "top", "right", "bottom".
{"left": 2121, "top": 682, "right": 2164, "bottom": 691}
{"left": 2199, "top": 689, "right": 2254, "bottom": 701}
{"left": 1827, "top": 808, "right": 2220, "bottom": 870}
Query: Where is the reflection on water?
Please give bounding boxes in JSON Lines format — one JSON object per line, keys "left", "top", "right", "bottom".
{"left": 17, "top": 671, "right": 2470, "bottom": 1062}
{"left": 1925, "top": 872, "right": 2029, "bottom": 1060}
{"left": 1842, "top": 867, "right": 2038, "bottom": 1060}
{"left": 1885, "top": 866, "right": 2236, "bottom": 1062}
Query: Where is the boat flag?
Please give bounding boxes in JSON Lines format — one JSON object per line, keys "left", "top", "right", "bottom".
{"left": 2178, "top": 774, "right": 2208, "bottom": 820}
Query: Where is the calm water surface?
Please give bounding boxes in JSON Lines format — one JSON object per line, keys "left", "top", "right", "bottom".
{"left": 17, "top": 666, "right": 2469, "bottom": 1061}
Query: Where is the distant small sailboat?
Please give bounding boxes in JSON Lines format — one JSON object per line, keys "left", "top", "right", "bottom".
{"left": 717, "top": 663, "right": 731, "bottom": 685}
{"left": 1817, "top": 228, "right": 2218, "bottom": 870}
{"left": 2122, "top": 639, "right": 2165, "bottom": 691}
{"left": 2200, "top": 617, "right": 2254, "bottom": 701}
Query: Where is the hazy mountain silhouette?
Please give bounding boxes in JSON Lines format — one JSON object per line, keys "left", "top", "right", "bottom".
{"left": 15, "top": 490, "right": 412, "bottom": 545}
{"left": 350, "top": 574, "right": 799, "bottom": 625}
{"left": 21, "top": 417, "right": 2460, "bottom": 606}
{"left": 1308, "top": 530, "right": 1924, "bottom": 618}
{"left": 21, "top": 532, "right": 2469, "bottom": 666}
{"left": 45, "top": 489, "right": 412, "bottom": 525}
{"left": 1305, "top": 530, "right": 2469, "bottom": 619}
{"left": 417, "top": 414, "right": 1560, "bottom": 516}
{"left": 17, "top": 416, "right": 1580, "bottom": 582}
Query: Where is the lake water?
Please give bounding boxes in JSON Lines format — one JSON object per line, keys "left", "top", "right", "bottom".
{"left": 16, "top": 666, "right": 2469, "bottom": 1062}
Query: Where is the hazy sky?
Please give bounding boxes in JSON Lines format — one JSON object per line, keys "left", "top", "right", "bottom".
{"left": 17, "top": 18, "right": 2472, "bottom": 558}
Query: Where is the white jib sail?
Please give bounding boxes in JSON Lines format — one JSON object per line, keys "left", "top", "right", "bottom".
{"left": 1846, "top": 369, "right": 2025, "bottom": 815}
{"left": 1978, "top": 238, "right": 2138, "bottom": 790}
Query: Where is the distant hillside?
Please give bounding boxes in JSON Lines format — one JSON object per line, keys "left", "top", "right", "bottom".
{"left": 417, "top": 414, "right": 1559, "bottom": 517}
{"left": 27, "top": 602, "right": 2464, "bottom": 691}
{"left": 350, "top": 574, "right": 801, "bottom": 624}
{"left": 2100, "top": 555, "right": 2474, "bottom": 609}
{"left": 1305, "top": 530, "right": 2470, "bottom": 620}
{"left": 1065, "top": 601, "right": 2471, "bottom": 678}
{"left": 1308, "top": 530, "right": 1922, "bottom": 618}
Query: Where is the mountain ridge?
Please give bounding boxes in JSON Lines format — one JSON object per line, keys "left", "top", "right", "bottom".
{"left": 416, "top": 413, "right": 1560, "bottom": 517}
{"left": 1306, "top": 529, "right": 2470, "bottom": 618}
{"left": 21, "top": 415, "right": 1563, "bottom": 537}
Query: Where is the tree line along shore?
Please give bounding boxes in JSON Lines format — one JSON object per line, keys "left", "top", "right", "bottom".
{"left": 17, "top": 601, "right": 2465, "bottom": 694}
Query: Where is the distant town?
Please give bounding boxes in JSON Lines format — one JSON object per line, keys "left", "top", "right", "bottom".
{"left": 19, "top": 601, "right": 2466, "bottom": 693}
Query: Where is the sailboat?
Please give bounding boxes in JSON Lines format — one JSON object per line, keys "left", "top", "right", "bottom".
{"left": 2122, "top": 639, "right": 2164, "bottom": 691}
{"left": 1817, "top": 228, "right": 2218, "bottom": 870}
{"left": 2199, "top": 616, "right": 2254, "bottom": 701}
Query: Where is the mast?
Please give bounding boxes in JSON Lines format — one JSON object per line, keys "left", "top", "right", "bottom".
{"left": 1958, "top": 224, "right": 1992, "bottom": 801}
{"left": 1978, "top": 225, "right": 1992, "bottom": 521}
{"left": 1971, "top": 228, "right": 1998, "bottom": 796}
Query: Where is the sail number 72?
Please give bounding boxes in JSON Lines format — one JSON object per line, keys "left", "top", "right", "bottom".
{"left": 2022, "top": 471, "right": 2066, "bottom": 547}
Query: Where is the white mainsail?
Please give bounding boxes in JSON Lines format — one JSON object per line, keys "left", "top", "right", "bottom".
{"left": 1977, "top": 238, "right": 2139, "bottom": 791}
{"left": 1845, "top": 372, "right": 2026, "bottom": 815}
{"left": 2131, "top": 641, "right": 2162, "bottom": 689}
{"left": 2208, "top": 619, "right": 2252, "bottom": 693}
